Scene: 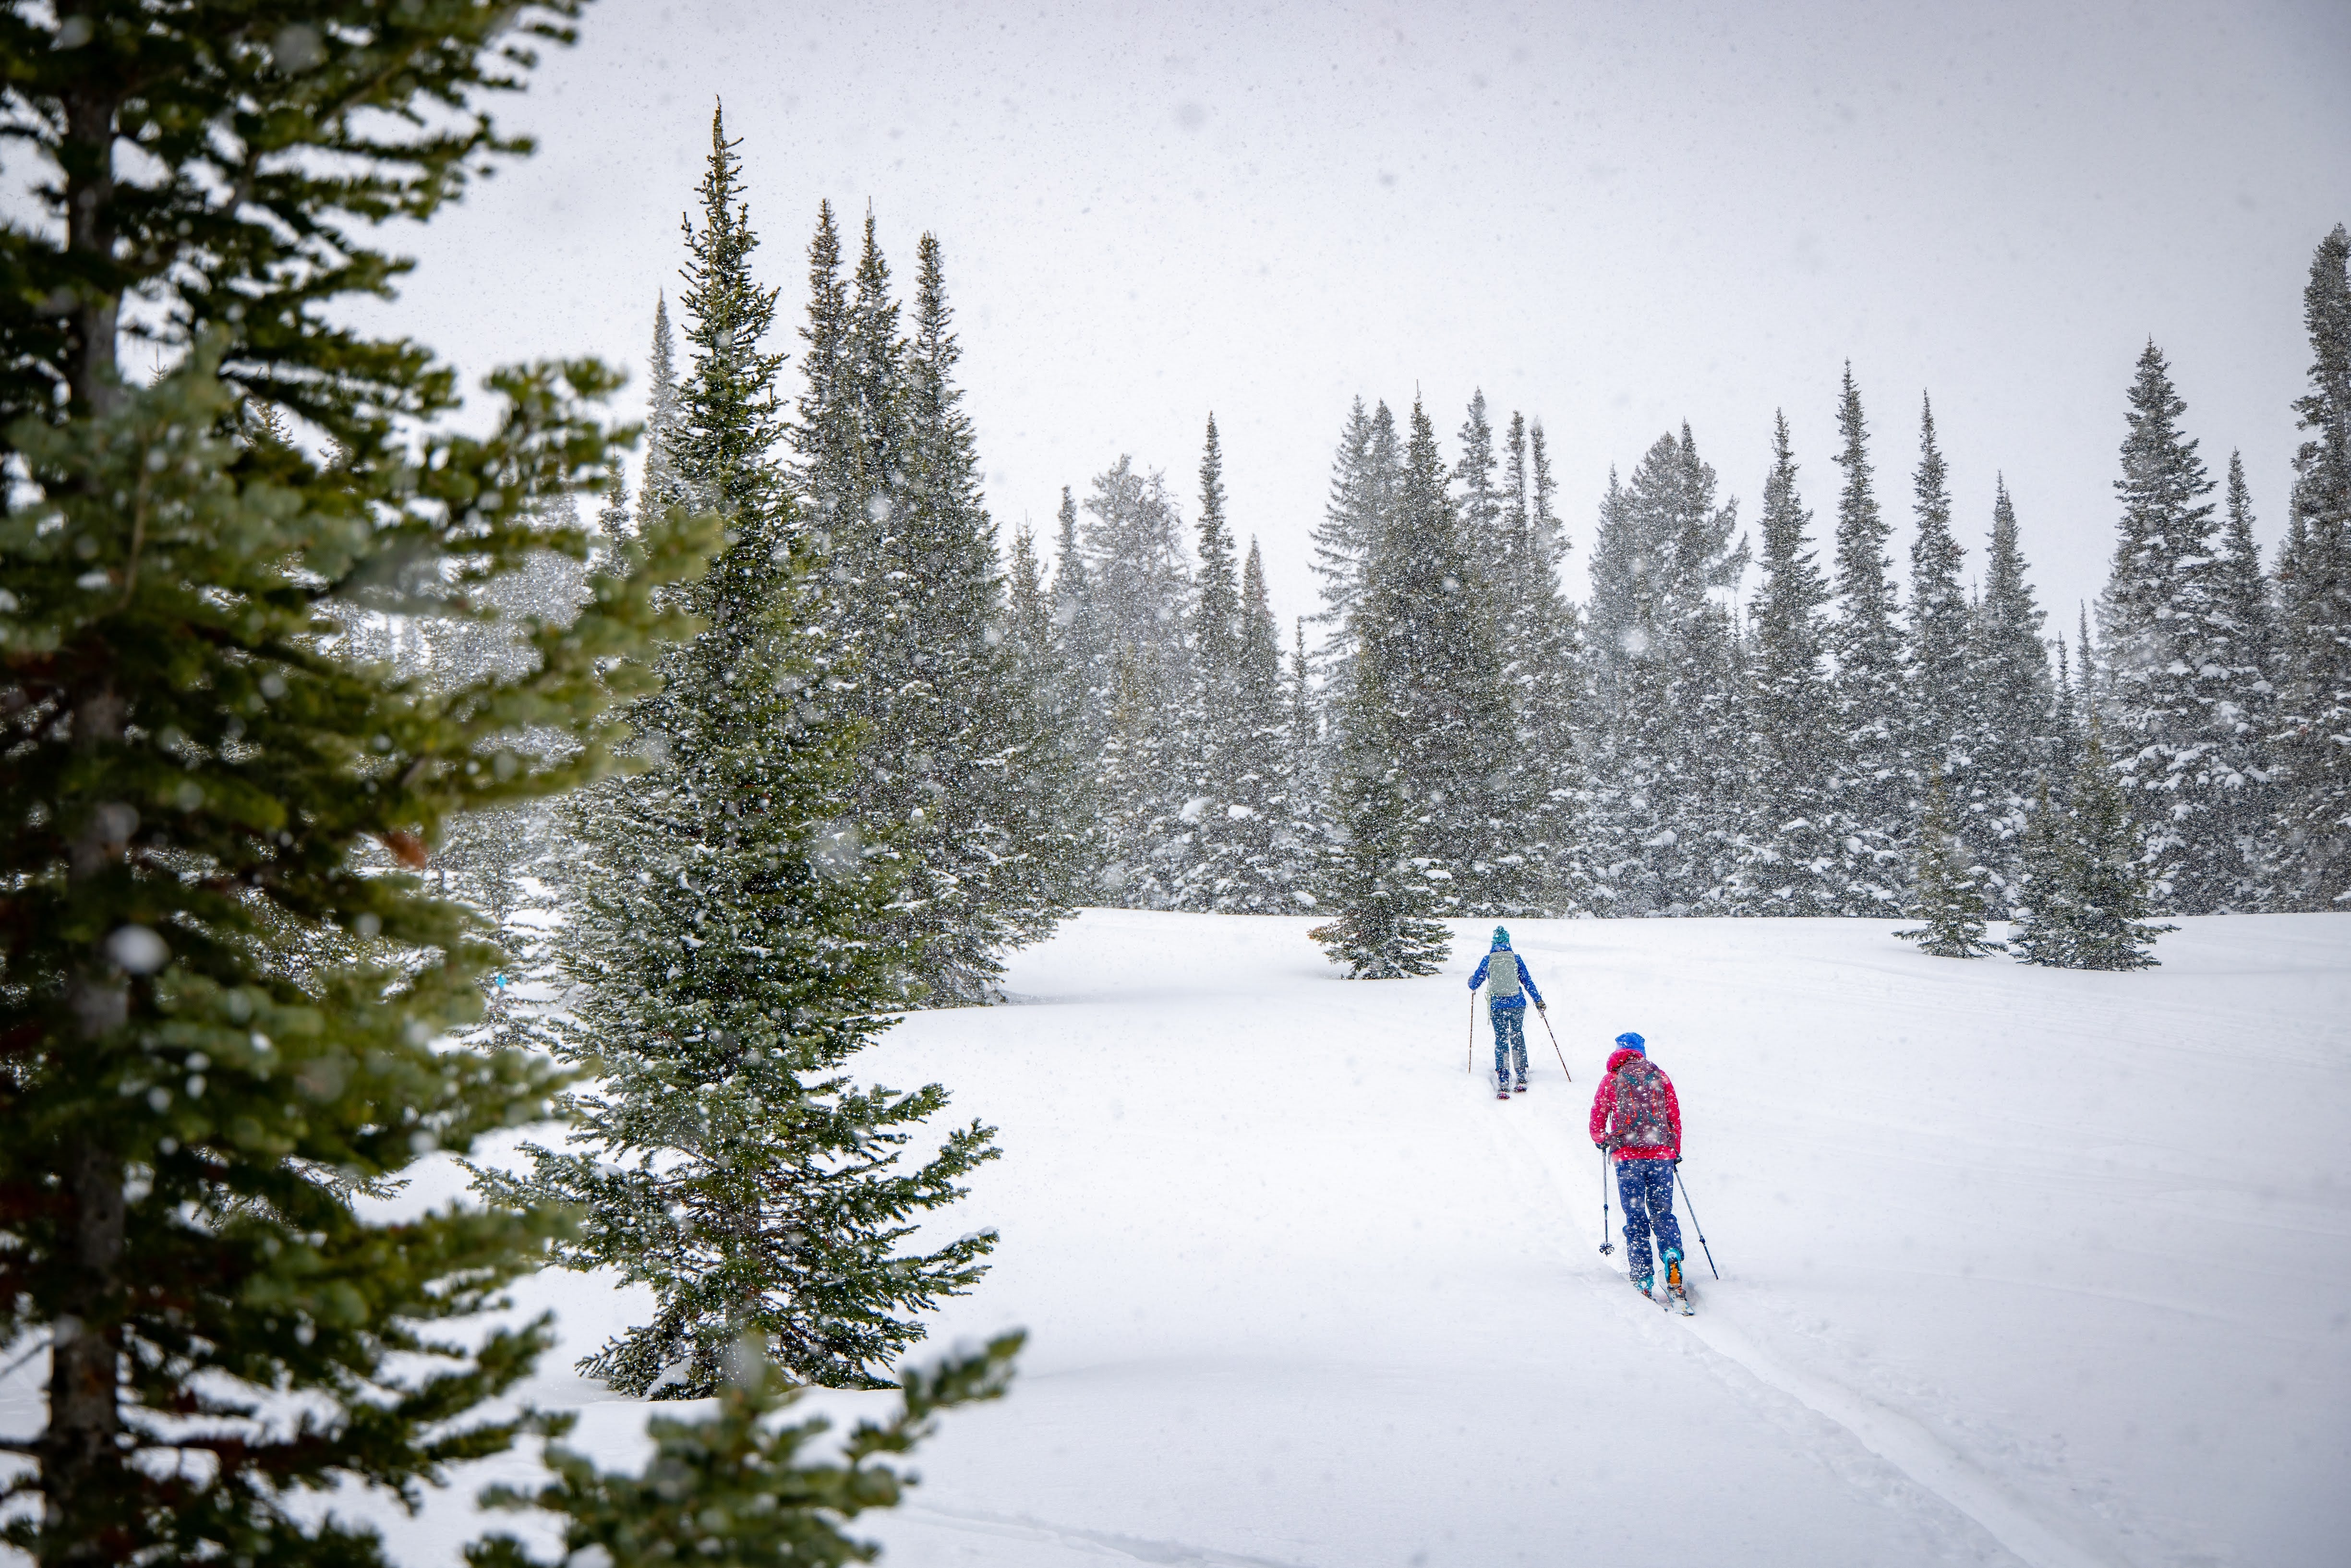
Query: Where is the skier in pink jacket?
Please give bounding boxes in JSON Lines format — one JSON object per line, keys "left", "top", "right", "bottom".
{"left": 1589, "top": 1032, "right": 1687, "bottom": 1302}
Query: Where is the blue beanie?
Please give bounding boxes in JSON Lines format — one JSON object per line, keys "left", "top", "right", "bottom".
{"left": 1614, "top": 1031, "right": 1646, "bottom": 1054}
{"left": 1491, "top": 926, "right": 1511, "bottom": 949}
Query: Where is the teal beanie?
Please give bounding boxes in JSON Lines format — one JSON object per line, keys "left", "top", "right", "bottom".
{"left": 1491, "top": 926, "right": 1511, "bottom": 949}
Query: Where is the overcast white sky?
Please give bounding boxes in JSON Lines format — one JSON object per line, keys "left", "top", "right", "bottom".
{"left": 361, "top": 0, "right": 2351, "bottom": 639}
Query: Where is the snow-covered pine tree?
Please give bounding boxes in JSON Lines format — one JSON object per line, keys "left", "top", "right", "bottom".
{"left": 791, "top": 199, "right": 856, "bottom": 556}
{"left": 2212, "top": 451, "right": 2281, "bottom": 902}
{"left": 470, "top": 1333, "right": 1023, "bottom": 1568}
{"left": 1093, "top": 646, "right": 1182, "bottom": 906}
{"left": 1046, "top": 485, "right": 1104, "bottom": 738}
{"left": 1895, "top": 774, "right": 2004, "bottom": 957}
{"left": 1727, "top": 412, "right": 1845, "bottom": 914}
{"left": 2098, "top": 341, "right": 2252, "bottom": 913}
{"left": 1661, "top": 425, "right": 1751, "bottom": 910}
{"left": 1496, "top": 409, "right": 1584, "bottom": 916}
{"left": 1079, "top": 456, "right": 1194, "bottom": 904}
{"left": 1311, "top": 648, "right": 1452, "bottom": 977}
{"left": 1364, "top": 397, "right": 1518, "bottom": 913}
{"left": 1310, "top": 398, "right": 1403, "bottom": 692}
{"left": 1213, "top": 540, "right": 1303, "bottom": 910}
{"left": 1579, "top": 428, "right": 1747, "bottom": 914}
{"left": 0, "top": 9, "right": 725, "bottom": 1558}
{"left": 1907, "top": 396, "right": 1972, "bottom": 810}
{"left": 636, "top": 292, "right": 687, "bottom": 528}
{"left": 2040, "top": 724, "right": 2177, "bottom": 968}
{"left": 1169, "top": 415, "right": 1244, "bottom": 907}
{"left": 1531, "top": 417, "right": 1566, "bottom": 569}
{"left": 870, "top": 232, "right": 1079, "bottom": 999}
{"left": 502, "top": 110, "right": 998, "bottom": 1395}
{"left": 2008, "top": 776, "right": 2077, "bottom": 968}
{"left": 1825, "top": 366, "right": 1910, "bottom": 913}
{"left": 1456, "top": 388, "right": 1503, "bottom": 538}
{"left": 1962, "top": 478, "right": 2057, "bottom": 912}
{"left": 599, "top": 460, "right": 635, "bottom": 544}
{"left": 1285, "top": 617, "right": 1329, "bottom": 905}
{"left": 1002, "top": 519, "right": 1099, "bottom": 898}
{"left": 2274, "top": 224, "right": 2351, "bottom": 908}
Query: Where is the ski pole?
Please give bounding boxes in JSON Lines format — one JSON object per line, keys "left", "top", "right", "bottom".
{"left": 1465, "top": 988, "right": 1475, "bottom": 1075}
{"left": 1598, "top": 1152, "right": 1614, "bottom": 1255}
{"left": 1674, "top": 1166, "right": 1719, "bottom": 1279}
{"left": 1535, "top": 1005, "right": 1571, "bottom": 1082}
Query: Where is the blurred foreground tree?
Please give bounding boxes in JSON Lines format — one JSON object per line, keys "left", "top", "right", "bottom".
{"left": 0, "top": 4, "right": 727, "bottom": 1563}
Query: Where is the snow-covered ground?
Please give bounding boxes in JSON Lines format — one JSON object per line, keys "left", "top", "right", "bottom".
{"left": 821, "top": 911, "right": 2351, "bottom": 1568}
{"left": 20, "top": 912, "right": 2350, "bottom": 1566}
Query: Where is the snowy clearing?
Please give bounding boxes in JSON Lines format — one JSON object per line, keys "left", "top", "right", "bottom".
{"left": 250, "top": 914, "right": 2351, "bottom": 1564}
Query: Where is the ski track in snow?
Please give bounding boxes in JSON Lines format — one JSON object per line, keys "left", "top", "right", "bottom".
{"left": 892, "top": 1504, "right": 1307, "bottom": 1566}
{"left": 1487, "top": 1094, "right": 2129, "bottom": 1568}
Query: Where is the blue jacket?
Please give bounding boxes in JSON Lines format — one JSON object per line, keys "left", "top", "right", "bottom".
{"left": 1468, "top": 952, "right": 1544, "bottom": 1010}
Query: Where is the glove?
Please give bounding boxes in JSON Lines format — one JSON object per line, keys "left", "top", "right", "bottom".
{"left": 1673, "top": 1157, "right": 1682, "bottom": 1167}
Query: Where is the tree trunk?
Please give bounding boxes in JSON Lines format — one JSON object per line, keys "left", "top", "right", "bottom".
{"left": 46, "top": 35, "right": 130, "bottom": 1550}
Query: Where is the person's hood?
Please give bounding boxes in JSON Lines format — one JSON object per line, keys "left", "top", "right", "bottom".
{"left": 1605, "top": 1047, "right": 1646, "bottom": 1075}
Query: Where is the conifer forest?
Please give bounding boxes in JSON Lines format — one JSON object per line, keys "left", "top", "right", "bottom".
{"left": 1, "top": 5, "right": 2346, "bottom": 1567}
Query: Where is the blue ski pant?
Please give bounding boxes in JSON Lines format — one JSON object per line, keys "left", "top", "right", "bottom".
{"left": 1615, "top": 1158, "right": 1683, "bottom": 1283}
{"left": 1491, "top": 1003, "right": 1527, "bottom": 1082}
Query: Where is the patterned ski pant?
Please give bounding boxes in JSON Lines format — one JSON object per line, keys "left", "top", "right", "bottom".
{"left": 1491, "top": 1004, "right": 1528, "bottom": 1083}
{"left": 1615, "top": 1158, "right": 1683, "bottom": 1283}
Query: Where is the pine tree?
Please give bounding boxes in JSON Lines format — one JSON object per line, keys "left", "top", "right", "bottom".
{"left": 1313, "top": 397, "right": 1503, "bottom": 967}
{"left": 1580, "top": 428, "right": 1747, "bottom": 914}
{"left": 496, "top": 114, "right": 999, "bottom": 1396}
{"left": 1191, "top": 414, "right": 1242, "bottom": 677}
{"left": 1214, "top": 540, "right": 1302, "bottom": 910}
{"left": 1907, "top": 396, "right": 1971, "bottom": 799}
{"left": 1963, "top": 478, "right": 2057, "bottom": 912}
{"left": 2274, "top": 224, "right": 2351, "bottom": 908}
{"left": 2008, "top": 777, "right": 2077, "bottom": 968}
{"left": 637, "top": 292, "right": 687, "bottom": 529}
{"left": 1077, "top": 457, "right": 1194, "bottom": 903}
{"left": 2013, "top": 728, "right": 2175, "bottom": 969}
{"left": 468, "top": 1333, "right": 1023, "bottom": 1568}
{"left": 1456, "top": 388, "right": 1503, "bottom": 537}
{"left": 1047, "top": 485, "right": 1102, "bottom": 739}
{"left": 791, "top": 200, "right": 856, "bottom": 563}
{"left": 1310, "top": 398, "right": 1402, "bottom": 690}
{"left": 1825, "top": 366, "right": 1910, "bottom": 912}
{"left": 2211, "top": 451, "right": 2281, "bottom": 901}
{"left": 2098, "top": 341, "right": 2256, "bottom": 913}
{"left": 0, "top": 9, "right": 723, "bottom": 1562}
{"left": 1496, "top": 409, "right": 1584, "bottom": 916}
{"left": 1285, "top": 618, "right": 1329, "bottom": 906}
{"left": 1895, "top": 775, "right": 2004, "bottom": 957}
{"left": 1357, "top": 397, "right": 1518, "bottom": 913}
{"left": 1311, "top": 656, "right": 1452, "bottom": 977}
{"left": 872, "top": 232, "right": 1079, "bottom": 998}
{"left": 1001, "top": 520, "right": 1099, "bottom": 909}
{"left": 1169, "top": 415, "right": 1244, "bottom": 907}
{"left": 1728, "top": 412, "right": 1844, "bottom": 914}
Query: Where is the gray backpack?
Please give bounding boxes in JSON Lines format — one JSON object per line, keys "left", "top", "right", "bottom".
{"left": 1487, "top": 952, "right": 1521, "bottom": 999}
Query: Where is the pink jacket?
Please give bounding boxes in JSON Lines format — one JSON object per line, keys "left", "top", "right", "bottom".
{"left": 1588, "top": 1047, "right": 1682, "bottom": 1162}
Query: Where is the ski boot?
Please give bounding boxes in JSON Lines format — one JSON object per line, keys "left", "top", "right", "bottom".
{"left": 1664, "top": 1253, "right": 1692, "bottom": 1315}
{"left": 1630, "top": 1272, "right": 1655, "bottom": 1301}
{"left": 1493, "top": 1072, "right": 1510, "bottom": 1100}
{"left": 1512, "top": 1075, "right": 1529, "bottom": 1095}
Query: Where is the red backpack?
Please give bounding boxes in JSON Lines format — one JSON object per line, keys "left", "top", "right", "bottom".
{"left": 1609, "top": 1058, "right": 1673, "bottom": 1150}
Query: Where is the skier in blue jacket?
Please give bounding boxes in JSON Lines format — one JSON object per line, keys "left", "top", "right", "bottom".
{"left": 1468, "top": 927, "right": 1546, "bottom": 1096}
